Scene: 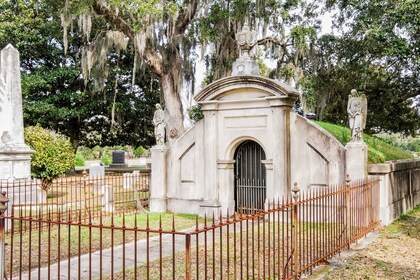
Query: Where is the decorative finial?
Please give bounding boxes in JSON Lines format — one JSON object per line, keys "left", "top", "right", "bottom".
{"left": 232, "top": 21, "right": 260, "bottom": 76}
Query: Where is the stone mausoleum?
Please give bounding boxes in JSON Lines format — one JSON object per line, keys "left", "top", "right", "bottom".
{"left": 150, "top": 24, "right": 365, "bottom": 217}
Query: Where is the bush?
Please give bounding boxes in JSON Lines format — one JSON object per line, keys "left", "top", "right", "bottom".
{"left": 188, "top": 105, "right": 204, "bottom": 123}
{"left": 101, "top": 154, "right": 112, "bottom": 166}
{"left": 25, "top": 125, "right": 75, "bottom": 190}
{"left": 134, "top": 146, "right": 145, "bottom": 158}
{"left": 74, "top": 153, "right": 85, "bottom": 167}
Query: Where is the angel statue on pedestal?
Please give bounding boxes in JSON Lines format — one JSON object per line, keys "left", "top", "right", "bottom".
{"left": 347, "top": 89, "right": 367, "bottom": 142}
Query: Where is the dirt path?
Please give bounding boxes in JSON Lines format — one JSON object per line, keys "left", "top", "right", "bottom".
{"left": 322, "top": 205, "right": 420, "bottom": 280}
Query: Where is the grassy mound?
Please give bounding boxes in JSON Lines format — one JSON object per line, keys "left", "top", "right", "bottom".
{"left": 315, "top": 121, "right": 413, "bottom": 164}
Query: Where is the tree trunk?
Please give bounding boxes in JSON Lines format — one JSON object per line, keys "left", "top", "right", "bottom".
{"left": 160, "top": 72, "right": 185, "bottom": 144}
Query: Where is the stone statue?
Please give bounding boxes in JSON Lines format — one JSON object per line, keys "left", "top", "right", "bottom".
{"left": 153, "top": 104, "right": 165, "bottom": 146}
{"left": 347, "top": 89, "right": 367, "bottom": 142}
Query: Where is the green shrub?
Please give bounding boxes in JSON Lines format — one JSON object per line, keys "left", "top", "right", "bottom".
{"left": 25, "top": 125, "right": 75, "bottom": 191}
{"left": 101, "top": 154, "right": 112, "bottom": 166}
{"left": 74, "top": 153, "right": 85, "bottom": 167}
{"left": 188, "top": 105, "right": 204, "bottom": 123}
{"left": 134, "top": 146, "right": 145, "bottom": 157}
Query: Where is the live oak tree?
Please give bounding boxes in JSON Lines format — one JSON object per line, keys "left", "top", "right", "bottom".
{"left": 0, "top": 0, "right": 159, "bottom": 150}
{"left": 62, "top": 0, "right": 319, "bottom": 142}
{"left": 301, "top": 0, "right": 420, "bottom": 135}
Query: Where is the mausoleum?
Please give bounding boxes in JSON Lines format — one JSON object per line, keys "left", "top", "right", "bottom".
{"left": 150, "top": 24, "right": 357, "bottom": 216}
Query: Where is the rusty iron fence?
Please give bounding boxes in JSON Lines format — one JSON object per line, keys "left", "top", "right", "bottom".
{"left": 0, "top": 171, "right": 150, "bottom": 226}
{"left": 0, "top": 176, "right": 380, "bottom": 279}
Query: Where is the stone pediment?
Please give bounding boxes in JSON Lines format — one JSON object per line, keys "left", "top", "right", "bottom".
{"left": 194, "top": 75, "right": 299, "bottom": 102}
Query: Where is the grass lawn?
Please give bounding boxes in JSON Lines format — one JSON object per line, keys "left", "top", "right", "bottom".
{"left": 315, "top": 121, "right": 413, "bottom": 163}
{"left": 323, "top": 204, "right": 420, "bottom": 279}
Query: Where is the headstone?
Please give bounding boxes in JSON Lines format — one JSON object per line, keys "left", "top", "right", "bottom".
{"left": 0, "top": 44, "right": 33, "bottom": 182}
{"left": 109, "top": 150, "right": 128, "bottom": 168}
{"left": 123, "top": 171, "right": 140, "bottom": 189}
{"left": 89, "top": 166, "right": 105, "bottom": 178}
{"left": 101, "top": 185, "right": 114, "bottom": 212}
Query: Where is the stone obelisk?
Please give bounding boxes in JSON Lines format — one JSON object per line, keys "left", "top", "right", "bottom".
{"left": 0, "top": 44, "right": 33, "bottom": 182}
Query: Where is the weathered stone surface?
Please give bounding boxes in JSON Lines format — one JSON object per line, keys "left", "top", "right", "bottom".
{"left": 151, "top": 74, "right": 348, "bottom": 217}
{"left": 0, "top": 44, "right": 33, "bottom": 181}
{"left": 150, "top": 146, "right": 169, "bottom": 213}
{"left": 109, "top": 150, "right": 128, "bottom": 168}
{"left": 345, "top": 141, "right": 368, "bottom": 180}
{"left": 89, "top": 166, "right": 105, "bottom": 178}
{"left": 369, "top": 159, "right": 420, "bottom": 225}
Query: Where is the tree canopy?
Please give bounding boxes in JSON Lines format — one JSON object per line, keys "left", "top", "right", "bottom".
{"left": 1, "top": 0, "right": 418, "bottom": 143}
{"left": 0, "top": 0, "right": 159, "bottom": 150}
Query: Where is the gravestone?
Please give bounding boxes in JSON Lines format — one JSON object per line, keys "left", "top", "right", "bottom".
{"left": 0, "top": 45, "right": 41, "bottom": 220}
{"left": 110, "top": 150, "right": 128, "bottom": 168}
{"left": 0, "top": 44, "right": 33, "bottom": 182}
{"left": 89, "top": 166, "right": 105, "bottom": 178}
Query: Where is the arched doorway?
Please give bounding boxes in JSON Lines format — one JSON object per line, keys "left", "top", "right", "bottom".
{"left": 234, "top": 140, "right": 266, "bottom": 214}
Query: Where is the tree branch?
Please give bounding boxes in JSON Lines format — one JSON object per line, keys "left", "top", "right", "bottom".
{"left": 92, "top": 0, "right": 134, "bottom": 41}
{"left": 92, "top": 0, "right": 163, "bottom": 76}
{"left": 174, "top": 0, "right": 199, "bottom": 36}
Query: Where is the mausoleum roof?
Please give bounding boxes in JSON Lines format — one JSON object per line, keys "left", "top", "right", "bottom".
{"left": 194, "top": 75, "right": 299, "bottom": 102}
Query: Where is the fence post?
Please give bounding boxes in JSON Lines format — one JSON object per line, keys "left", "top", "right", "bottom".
{"left": 345, "top": 175, "right": 351, "bottom": 249}
{"left": 292, "top": 183, "right": 300, "bottom": 279}
{"left": 185, "top": 234, "right": 192, "bottom": 280}
{"left": 0, "top": 191, "right": 9, "bottom": 280}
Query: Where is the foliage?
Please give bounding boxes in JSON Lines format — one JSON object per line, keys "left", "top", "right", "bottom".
{"left": 133, "top": 146, "right": 146, "bottom": 158}
{"left": 101, "top": 154, "right": 112, "bottom": 166}
{"left": 303, "top": 0, "right": 420, "bottom": 135}
{"left": 0, "top": 0, "right": 159, "bottom": 150}
{"left": 315, "top": 121, "right": 413, "bottom": 163}
{"left": 24, "top": 125, "right": 75, "bottom": 190}
{"left": 74, "top": 153, "right": 85, "bottom": 167}
{"left": 188, "top": 105, "right": 204, "bottom": 123}
{"left": 375, "top": 133, "right": 420, "bottom": 156}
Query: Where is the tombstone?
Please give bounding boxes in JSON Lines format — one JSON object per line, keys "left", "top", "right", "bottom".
{"left": 89, "top": 166, "right": 105, "bottom": 178}
{"left": 0, "top": 45, "right": 41, "bottom": 220}
{"left": 109, "top": 150, "right": 128, "bottom": 168}
{"left": 0, "top": 44, "right": 33, "bottom": 182}
{"left": 123, "top": 171, "right": 141, "bottom": 189}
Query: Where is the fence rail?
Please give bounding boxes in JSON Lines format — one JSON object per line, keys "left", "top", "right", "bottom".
{"left": 0, "top": 176, "right": 380, "bottom": 279}
{"left": 0, "top": 171, "right": 150, "bottom": 226}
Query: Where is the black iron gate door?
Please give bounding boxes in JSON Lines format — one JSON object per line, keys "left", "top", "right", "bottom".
{"left": 234, "top": 140, "right": 266, "bottom": 214}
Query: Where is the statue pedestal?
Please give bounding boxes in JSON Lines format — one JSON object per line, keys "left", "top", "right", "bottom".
{"left": 345, "top": 141, "right": 368, "bottom": 180}
{"left": 150, "top": 146, "right": 169, "bottom": 212}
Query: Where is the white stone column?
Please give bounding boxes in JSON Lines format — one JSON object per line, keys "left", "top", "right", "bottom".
{"left": 0, "top": 45, "right": 33, "bottom": 182}
{"left": 345, "top": 142, "right": 368, "bottom": 180}
{"left": 267, "top": 97, "right": 295, "bottom": 198}
{"left": 199, "top": 104, "right": 221, "bottom": 217}
{"left": 217, "top": 160, "right": 235, "bottom": 217}
{"left": 150, "top": 146, "right": 169, "bottom": 212}
{"left": 262, "top": 159, "right": 274, "bottom": 209}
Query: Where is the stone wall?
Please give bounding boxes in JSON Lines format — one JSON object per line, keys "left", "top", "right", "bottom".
{"left": 290, "top": 114, "right": 346, "bottom": 189}
{"left": 369, "top": 159, "right": 420, "bottom": 225}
